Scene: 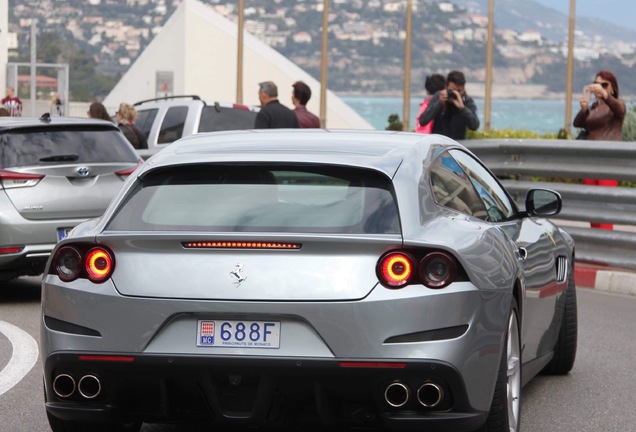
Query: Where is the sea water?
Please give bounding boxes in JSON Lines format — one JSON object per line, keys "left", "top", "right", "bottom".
{"left": 342, "top": 96, "right": 576, "bottom": 134}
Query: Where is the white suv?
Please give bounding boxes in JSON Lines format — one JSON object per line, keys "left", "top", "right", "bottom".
{"left": 134, "top": 95, "right": 259, "bottom": 152}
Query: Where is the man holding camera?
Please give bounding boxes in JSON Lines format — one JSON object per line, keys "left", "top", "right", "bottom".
{"left": 418, "top": 70, "right": 480, "bottom": 140}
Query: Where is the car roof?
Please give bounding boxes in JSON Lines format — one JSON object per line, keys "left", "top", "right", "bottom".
{"left": 134, "top": 95, "right": 259, "bottom": 112}
{"left": 0, "top": 115, "right": 119, "bottom": 131}
{"left": 139, "top": 129, "right": 462, "bottom": 178}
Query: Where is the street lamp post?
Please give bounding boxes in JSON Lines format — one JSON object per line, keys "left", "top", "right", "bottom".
{"left": 236, "top": 0, "right": 244, "bottom": 104}
{"left": 484, "top": 0, "right": 494, "bottom": 132}
{"left": 30, "top": 20, "right": 37, "bottom": 116}
{"left": 320, "top": 0, "right": 329, "bottom": 128}
{"left": 565, "top": 0, "right": 576, "bottom": 136}
{"left": 402, "top": 0, "right": 413, "bottom": 131}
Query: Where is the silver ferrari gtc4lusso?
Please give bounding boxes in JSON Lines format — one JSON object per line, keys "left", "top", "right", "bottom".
{"left": 41, "top": 129, "right": 577, "bottom": 432}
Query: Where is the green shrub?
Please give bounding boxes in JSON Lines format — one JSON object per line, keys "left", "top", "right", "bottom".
{"left": 386, "top": 113, "right": 403, "bottom": 131}
{"left": 622, "top": 109, "right": 636, "bottom": 141}
{"left": 466, "top": 129, "right": 559, "bottom": 139}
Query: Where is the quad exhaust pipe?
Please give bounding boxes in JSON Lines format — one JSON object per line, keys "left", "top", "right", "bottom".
{"left": 384, "top": 380, "right": 443, "bottom": 409}
{"left": 384, "top": 382, "right": 410, "bottom": 408}
{"left": 78, "top": 375, "right": 101, "bottom": 399}
{"left": 52, "top": 374, "right": 76, "bottom": 398}
{"left": 53, "top": 374, "right": 101, "bottom": 399}
{"left": 416, "top": 382, "right": 443, "bottom": 408}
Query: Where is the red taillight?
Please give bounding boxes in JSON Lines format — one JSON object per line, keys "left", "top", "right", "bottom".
{"left": 54, "top": 246, "right": 83, "bottom": 282}
{"left": 115, "top": 160, "right": 144, "bottom": 179}
{"left": 85, "top": 247, "right": 114, "bottom": 283}
{"left": 51, "top": 245, "right": 115, "bottom": 283}
{"left": 377, "top": 252, "right": 414, "bottom": 288}
{"left": 232, "top": 103, "right": 249, "bottom": 110}
{"left": 0, "top": 246, "right": 24, "bottom": 254}
{"left": 0, "top": 169, "right": 44, "bottom": 189}
{"left": 419, "top": 252, "right": 458, "bottom": 289}
{"left": 377, "top": 250, "right": 460, "bottom": 289}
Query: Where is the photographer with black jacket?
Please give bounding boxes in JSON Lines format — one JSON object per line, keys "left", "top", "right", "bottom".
{"left": 418, "top": 70, "right": 480, "bottom": 140}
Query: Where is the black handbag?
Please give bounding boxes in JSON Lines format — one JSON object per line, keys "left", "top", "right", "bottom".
{"left": 576, "top": 129, "right": 587, "bottom": 140}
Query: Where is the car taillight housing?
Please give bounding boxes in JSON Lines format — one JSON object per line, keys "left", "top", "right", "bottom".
{"left": 51, "top": 244, "right": 115, "bottom": 283}
{"left": 377, "top": 250, "right": 461, "bottom": 289}
{"left": 0, "top": 169, "right": 45, "bottom": 189}
{"left": 115, "top": 160, "right": 144, "bottom": 180}
{"left": 419, "top": 252, "right": 458, "bottom": 288}
{"left": 377, "top": 252, "right": 414, "bottom": 288}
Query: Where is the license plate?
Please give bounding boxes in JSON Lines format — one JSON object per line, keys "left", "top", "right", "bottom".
{"left": 57, "top": 227, "right": 74, "bottom": 242}
{"left": 196, "top": 320, "right": 281, "bottom": 348}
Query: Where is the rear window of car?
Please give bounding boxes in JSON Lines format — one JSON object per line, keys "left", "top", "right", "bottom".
{"left": 198, "top": 106, "right": 257, "bottom": 132}
{"left": 106, "top": 164, "right": 400, "bottom": 234}
{"left": 0, "top": 127, "right": 140, "bottom": 168}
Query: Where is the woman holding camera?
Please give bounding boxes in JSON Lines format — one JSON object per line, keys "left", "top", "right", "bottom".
{"left": 573, "top": 70, "right": 625, "bottom": 141}
{"left": 573, "top": 70, "right": 626, "bottom": 229}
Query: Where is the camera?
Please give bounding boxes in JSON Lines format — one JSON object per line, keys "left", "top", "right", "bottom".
{"left": 447, "top": 89, "right": 458, "bottom": 100}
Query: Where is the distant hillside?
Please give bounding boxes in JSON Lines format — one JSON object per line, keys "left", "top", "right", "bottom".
{"left": 446, "top": 0, "right": 636, "bottom": 45}
{"left": 9, "top": 0, "right": 636, "bottom": 99}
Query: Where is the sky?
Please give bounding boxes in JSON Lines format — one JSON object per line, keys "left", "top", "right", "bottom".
{"left": 533, "top": 0, "right": 636, "bottom": 32}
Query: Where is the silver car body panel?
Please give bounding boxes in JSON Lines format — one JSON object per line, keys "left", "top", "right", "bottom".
{"left": 40, "top": 129, "right": 575, "bottom": 429}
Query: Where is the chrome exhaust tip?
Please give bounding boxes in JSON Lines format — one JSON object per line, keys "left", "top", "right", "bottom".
{"left": 78, "top": 375, "right": 101, "bottom": 399}
{"left": 384, "top": 382, "right": 410, "bottom": 408}
{"left": 417, "top": 382, "right": 443, "bottom": 408}
{"left": 52, "top": 374, "right": 76, "bottom": 398}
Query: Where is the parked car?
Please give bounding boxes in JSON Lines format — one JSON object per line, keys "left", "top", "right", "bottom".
{"left": 133, "top": 95, "right": 259, "bottom": 151}
{"left": 0, "top": 114, "right": 142, "bottom": 283}
{"left": 41, "top": 130, "right": 577, "bottom": 432}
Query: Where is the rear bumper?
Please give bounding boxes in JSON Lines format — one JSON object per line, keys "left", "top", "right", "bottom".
{"left": 42, "top": 277, "right": 510, "bottom": 416}
{"left": 44, "top": 353, "right": 488, "bottom": 432}
{"left": 0, "top": 245, "right": 52, "bottom": 279}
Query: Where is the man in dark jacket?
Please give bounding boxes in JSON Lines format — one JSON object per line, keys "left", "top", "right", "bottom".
{"left": 291, "top": 81, "right": 321, "bottom": 128}
{"left": 254, "top": 81, "right": 300, "bottom": 129}
{"left": 418, "top": 70, "right": 479, "bottom": 140}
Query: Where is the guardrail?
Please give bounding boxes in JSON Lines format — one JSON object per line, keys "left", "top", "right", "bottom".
{"left": 136, "top": 138, "right": 636, "bottom": 270}
{"left": 461, "top": 139, "right": 636, "bottom": 270}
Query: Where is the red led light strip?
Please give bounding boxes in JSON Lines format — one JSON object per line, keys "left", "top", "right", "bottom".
{"left": 182, "top": 241, "right": 301, "bottom": 250}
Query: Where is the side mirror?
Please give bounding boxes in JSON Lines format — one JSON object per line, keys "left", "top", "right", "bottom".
{"left": 525, "top": 189, "right": 562, "bottom": 217}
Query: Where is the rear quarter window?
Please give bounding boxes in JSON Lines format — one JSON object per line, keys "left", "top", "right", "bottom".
{"left": 158, "top": 106, "right": 188, "bottom": 144}
{"left": 135, "top": 109, "right": 158, "bottom": 140}
{"left": 107, "top": 164, "right": 400, "bottom": 234}
{"left": 198, "top": 106, "right": 257, "bottom": 132}
{"left": 0, "top": 127, "right": 139, "bottom": 167}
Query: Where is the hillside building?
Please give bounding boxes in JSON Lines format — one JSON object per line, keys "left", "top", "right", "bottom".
{"left": 104, "top": 0, "right": 372, "bottom": 129}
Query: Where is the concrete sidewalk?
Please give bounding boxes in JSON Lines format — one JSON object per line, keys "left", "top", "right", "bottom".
{"left": 575, "top": 262, "right": 636, "bottom": 296}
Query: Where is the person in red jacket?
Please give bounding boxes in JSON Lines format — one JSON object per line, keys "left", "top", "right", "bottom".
{"left": 1, "top": 87, "right": 22, "bottom": 117}
{"left": 291, "top": 81, "right": 321, "bottom": 128}
{"left": 415, "top": 74, "right": 446, "bottom": 134}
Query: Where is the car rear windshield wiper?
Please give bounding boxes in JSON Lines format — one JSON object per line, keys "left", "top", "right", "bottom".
{"left": 39, "top": 154, "right": 80, "bottom": 162}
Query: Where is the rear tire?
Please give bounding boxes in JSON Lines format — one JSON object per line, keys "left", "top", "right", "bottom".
{"left": 478, "top": 298, "right": 521, "bottom": 432}
{"left": 542, "top": 262, "right": 578, "bottom": 375}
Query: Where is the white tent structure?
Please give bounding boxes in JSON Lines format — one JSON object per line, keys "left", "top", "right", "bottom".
{"left": 104, "top": 0, "right": 372, "bottom": 129}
